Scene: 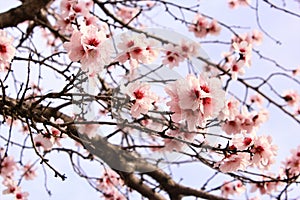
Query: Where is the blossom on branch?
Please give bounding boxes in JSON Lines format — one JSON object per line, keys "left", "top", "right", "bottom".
{"left": 122, "top": 82, "right": 158, "bottom": 118}
{"left": 165, "top": 74, "right": 225, "bottom": 131}
{"left": 0, "top": 30, "right": 16, "bottom": 71}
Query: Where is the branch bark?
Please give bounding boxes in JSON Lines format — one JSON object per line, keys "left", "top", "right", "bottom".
{"left": 0, "top": 95, "right": 228, "bottom": 200}
{"left": 0, "top": 0, "right": 52, "bottom": 28}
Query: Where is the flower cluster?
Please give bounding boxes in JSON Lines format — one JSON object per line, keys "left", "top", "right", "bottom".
{"left": 116, "top": 32, "right": 159, "bottom": 70}
{"left": 0, "top": 30, "right": 16, "bottom": 71}
{"left": 221, "top": 102, "right": 268, "bottom": 135}
{"left": 215, "top": 133, "right": 278, "bottom": 172}
{"left": 122, "top": 82, "right": 158, "bottom": 118}
{"left": 96, "top": 169, "right": 125, "bottom": 200}
{"left": 162, "top": 39, "right": 200, "bottom": 69}
{"left": 56, "top": 0, "right": 95, "bottom": 35}
{"left": 282, "top": 145, "right": 300, "bottom": 177}
{"left": 188, "top": 14, "right": 221, "bottom": 38}
{"left": 221, "top": 181, "right": 245, "bottom": 198}
{"left": 63, "top": 24, "right": 112, "bottom": 77}
{"left": 221, "top": 30, "right": 263, "bottom": 80}
{"left": 165, "top": 74, "right": 225, "bottom": 131}
{"left": 0, "top": 148, "right": 33, "bottom": 200}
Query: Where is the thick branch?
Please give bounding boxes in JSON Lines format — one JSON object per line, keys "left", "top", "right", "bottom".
{"left": 0, "top": 95, "right": 227, "bottom": 200}
{"left": 0, "top": 0, "right": 52, "bottom": 28}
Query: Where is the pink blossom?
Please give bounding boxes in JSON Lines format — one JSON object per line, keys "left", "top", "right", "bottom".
{"left": 33, "top": 134, "right": 54, "bottom": 151}
{"left": 63, "top": 24, "right": 112, "bottom": 77}
{"left": 97, "top": 169, "right": 125, "bottom": 200}
{"left": 116, "top": 6, "right": 139, "bottom": 23}
{"left": 216, "top": 153, "right": 250, "bottom": 172}
{"left": 123, "top": 82, "right": 158, "bottom": 118}
{"left": 251, "top": 30, "right": 263, "bottom": 45}
{"left": 178, "top": 39, "right": 200, "bottom": 59}
{"left": 282, "top": 90, "right": 300, "bottom": 107}
{"left": 2, "top": 178, "right": 19, "bottom": 194}
{"left": 162, "top": 44, "right": 184, "bottom": 69}
{"left": 0, "top": 30, "right": 16, "bottom": 71}
{"left": 165, "top": 74, "right": 225, "bottom": 131}
{"left": 228, "top": 0, "right": 239, "bottom": 9}
{"left": 14, "top": 191, "right": 29, "bottom": 200}
{"left": 116, "top": 32, "right": 159, "bottom": 69}
{"left": 250, "top": 94, "right": 264, "bottom": 106}
{"left": 77, "top": 123, "right": 99, "bottom": 138}
{"left": 250, "top": 173, "right": 282, "bottom": 195}
{"left": 22, "top": 163, "right": 37, "bottom": 181}
{"left": 0, "top": 156, "right": 18, "bottom": 177}
{"left": 282, "top": 145, "right": 300, "bottom": 177}
{"left": 250, "top": 135, "right": 278, "bottom": 170}
{"left": 221, "top": 181, "right": 245, "bottom": 197}
{"left": 63, "top": 29, "right": 85, "bottom": 62}
{"left": 189, "top": 14, "right": 221, "bottom": 38}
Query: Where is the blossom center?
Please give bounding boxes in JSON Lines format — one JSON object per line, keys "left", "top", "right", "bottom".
{"left": 0, "top": 44, "right": 7, "bottom": 53}
{"left": 134, "top": 90, "right": 144, "bottom": 99}
{"left": 87, "top": 38, "right": 100, "bottom": 47}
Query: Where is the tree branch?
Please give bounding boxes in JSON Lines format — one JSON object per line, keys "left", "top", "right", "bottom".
{"left": 0, "top": 0, "right": 52, "bottom": 28}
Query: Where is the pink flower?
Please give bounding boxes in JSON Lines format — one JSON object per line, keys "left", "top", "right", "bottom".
{"left": 77, "top": 123, "right": 99, "bottom": 138}
{"left": 188, "top": 14, "right": 221, "bottom": 38}
{"left": 221, "top": 181, "right": 245, "bottom": 197}
{"left": 63, "top": 29, "right": 85, "bottom": 61}
{"left": 250, "top": 94, "right": 264, "bottom": 106}
{"left": 282, "top": 90, "right": 300, "bottom": 107}
{"left": 251, "top": 30, "right": 263, "bottom": 45}
{"left": 14, "top": 191, "right": 29, "bottom": 200}
{"left": 116, "top": 6, "right": 139, "bottom": 23}
{"left": 22, "top": 163, "right": 37, "bottom": 181}
{"left": 97, "top": 169, "right": 125, "bottom": 200}
{"left": 63, "top": 24, "right": 112, "bottom": 77}
{"left": 250, "top": 135, "right": 278, "bottom": 170}
{"left": 2, "top": 178, "right": 19, "bottom": 194}
{"left": 228, "top": 0, "right": 239, "bottom": 9}
{"left": 178, "top": 39, "right": 200, "bottom": 59}
{"left": 216, "top": 153, "right": 250, "bottom": 172}
{"left": 33, "top": 134, "right": 54, "bottom": 151}
{"left": 189, "top": 14, "right": 209, "bottom": 38}
{"left": 165, "top": 74, "right": 225, "bottom": 131}
{"left": 123, "top": 82, "right": 158, "bottom": 118}
{"left": 0, "top": 156, "right": 18, "bottom": 177}
{"left": 0, "top": 30, "right": 16, "bottom": 70}
{"left": 162, "top": 44, "right": 184, "bottom": 69}
{"left": 282, "top": 145, "right": 300, "bottom": 177}
{"left": 116, "top": 32, "right": 159, "bottom": 69}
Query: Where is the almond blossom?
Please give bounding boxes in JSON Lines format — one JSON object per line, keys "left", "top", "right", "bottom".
{"left": 215, "top": 153, "right": 250, "bottom": 173}
{"left": 162, "top": 44, "right": 184, "bottom": 69}
{"left": 116, "top": 6, "right": 139, "bottom": 23}
{"left": 0, "top": 156, "right": 18, "bottom": 178}
{"left": 123, "top": 82, "right": 158, "bottom": 118}
{"left": 188, "top": 14, "right": 221, "bottom": 38}
{"left": 250, "top": 135, "right": 278, "bottom": 170}
{"left": 165, "top": 74, "right": 225, "bottom": 131}
{"left": 116, "top": 32, "right": 159, "bottom": 69}
{"left": 282, "top": 89, "right": 300, "bottom": 107}
{"left": 97, "top": 169, "right": 125, "bottom": 200}
{"left": 0, "top": 30, "right": 16, "bottom": 71}
{"left": 33, "top": 134, "right": 54, "bottom": 151}
{"left": 22, "top": 163, "right": 37, "bottom": 181}
{"left": 221, "top": 181, "right": 245, "bottom": 198}
{"left": 282, "top": 145, "right": 300, "bottom": 177}
{"left": 63, "top": 24, "right": 112, "bottom": 77}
